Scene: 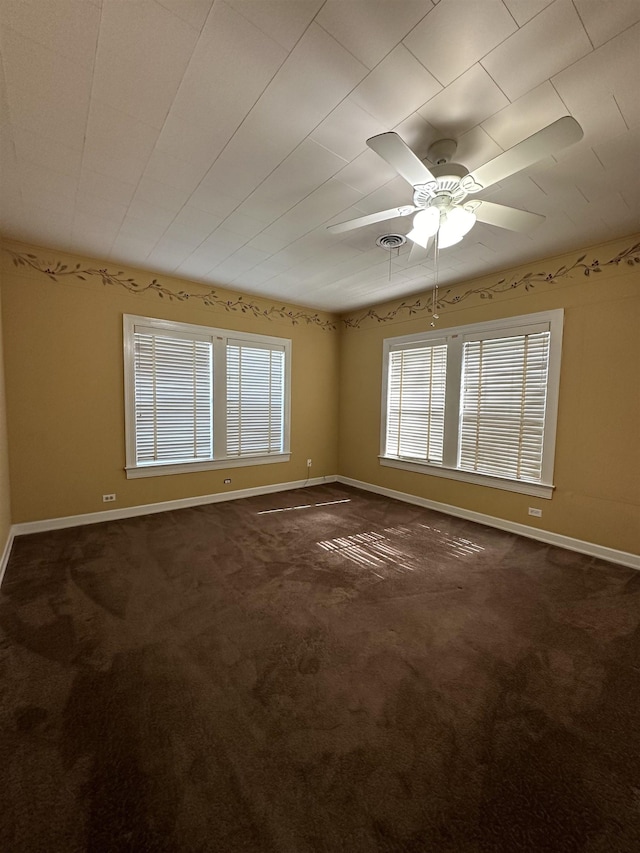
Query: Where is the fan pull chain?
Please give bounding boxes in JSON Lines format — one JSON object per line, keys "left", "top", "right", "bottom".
{"left": 431, "top": 231, "right": 440, "bottom": 328}
{"left": 387, "top": 245, "right": 401, "bottom": 281}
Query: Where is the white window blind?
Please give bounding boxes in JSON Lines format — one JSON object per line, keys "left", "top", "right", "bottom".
{"left": 124, "top": 315, "right": 291, "bottom": 478}
{"left": 133, "top": 330, "right": 213, "bottom": 464}
{"left": 226, "top": 341, "right": 285, "bottom": 456}
{"left": 380, "top": 310, "right": 563, "bottom": 498}
{"left": 459, "top": 331, "right": 550, "bottom": 481}
{"left": 386, "top": 343, "right": 447, "bottom": 463}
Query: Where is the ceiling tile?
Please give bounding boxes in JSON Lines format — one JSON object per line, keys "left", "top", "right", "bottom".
{"left": 82, "top": 150, "right": 145, "bottom": 187}
{"left": 334, "top": 150, "right": 398, "bottom": 196}
{"left": 19, "top": 212, "right": 73, "bottom": 247}
{"left": 481, "top": 82, "right": 568, "bottom": 150}
{"left": 84, "top": 101, "right": 159, "bottom": 167}
{"left": 192, "top": 24, "right": 368, "bottom": 201}
{"left": 175, "top": 254, "right": 223, "bottom": 279}
{"left": 154, "top": 0, "right": 215, "bottom": 32}
{"left": 117, "top": 213, "right": 170, "bottom": 244}
{"left": 143, "top": 149, "right": 210, "bottom": 193}
{"left": 553, "top": 95, "right": 628, "bottom": 162}
{"left": 210, "top": 246, "right": 272, "bottom": 280}
{"left": 237, "top": 139, "right": 349, "bottom": 224}
{"left": 482, "top": 0, "right": 592, "bottom": 102}
{"left": 145, "top": 237, "right": 196, "bottom": 271}
{"left": 453, "top": 125, "right": 503, "bottom": 172}
{"left": 552, "top": 24, "right": 640, "bottom": 129}
{"left": 78, "top": 170, "right": 137, "bottom": 208}
{"left": 219, "top": 211, "right": 266, "bottom": 240}
{"left": 186, "top": 185, "right": 241, "bottom": 220}
{"left": 502, "top": 0, "right": 554, "bottom": 26}
{"left": 92, "top": 0, "right": 198, "bottom": 129}
{"left": 12, "top": 128, "right": 83, "bottom": 179}
{"left": 162, "top": 205, "right": 223, "bottom": 248}
{"left": 71, "top": 234, "right": 118, "bottom": 260}
{"left": 224, "top": 0, "right": 323, "bottom": 51}
{"left": 350, "top": 45, "right": 442, "bottom": 127}
{"left": 0, "top": 28, "right": 91, "bottom": 148}
{"left": 175, "top": 229, "right": 248, "bottom": 276}
{"left": 18, "top": 161, "right": 78, "bottom": 203}
{"left": 418, "top": 64, "right": 510, "bottom": 137}
{"left": 573, "top": 0, "right": 640, "bottom": 48}
{"left": 72, "top": 212, "right": 121, "bottom": 244}
{"left": 0, "top": 0, "right": 101, "bottom": 68}
{"left": 110, "top": 234, "right": 160, "bottom": 264}
{"left": 74, "top": 194, "right": 128, "bottom": 226}
{"left": 22, "top": 201, "right": 74, "bottom": 231}
{"left": 255, "top": 180, "right": 364, "bottom": 252}
{"left": 311, "top": 98, "right": 386, "bottom": 162}
{"left": 594, "top": 126, "right": 640, "bottom": 172}
{"left": 390, "top": 115, "right": 442, "bottom": 165}
{"left": 132, "top": 178, "right": 192, "bottom": 213}
{"left": 403, "top": 0, "right": 517, "bottom": 85}
{"left": 169, "top": 1, "right": 287, "bottom": 141}
{"left": 317, "top": 0, "right": 432, "bottom": 69}
{"left": 124, "top": 199, "right": 177, "bottom": 231}
{"left": 188, "top": 156, "right": 264, "bottom": 205}
{"left": 154, "top": 112, "right": 230, "bottom": 171}
{"left": 352, "top": 176, "right": 414, "bottom": 218}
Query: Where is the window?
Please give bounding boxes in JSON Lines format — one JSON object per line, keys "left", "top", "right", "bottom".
{"left": 123, "top": 315, "right": 291, "bottom": 478}
{"left": 380, "top": 310, "right": 563, "bottom": 498}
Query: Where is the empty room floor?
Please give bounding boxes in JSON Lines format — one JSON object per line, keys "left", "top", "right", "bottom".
{"left": 1, "top": 483, "right": 639, "bottom": 852}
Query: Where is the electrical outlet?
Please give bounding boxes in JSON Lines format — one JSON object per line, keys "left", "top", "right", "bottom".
{"left": 528, "top": 507, "right": 542, "bottom": 517}
{"left": 306, "top": 458, "right": 312, "bottom": 467}
{"left": 224, "top": 478, "right": 231, "bottom": 484}
{"left": 103, "top": 494, "right": 116, "bottom": 503}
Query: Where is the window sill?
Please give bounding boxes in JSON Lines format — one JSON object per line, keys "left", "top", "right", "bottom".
{"left": 379, "top": 456, "right": 554, "bottom": 499}
{"left": 126, "top": 453, "right": 291, "bottom": 479}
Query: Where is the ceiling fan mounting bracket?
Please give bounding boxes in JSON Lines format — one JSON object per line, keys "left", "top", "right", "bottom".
{"left": 427, "top": 138, "right": 457, "bottom": 165}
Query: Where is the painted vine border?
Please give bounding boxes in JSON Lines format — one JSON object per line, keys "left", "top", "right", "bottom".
{"left": 343, "top": 240, "right": 640, "bottom": 329}
{"left": 4, "top": 250, "right": 337, "bottom": 331}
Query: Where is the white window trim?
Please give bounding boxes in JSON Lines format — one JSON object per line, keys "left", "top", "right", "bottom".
{"left": 380, "top": 309, "right": 564, "bottom": 499}
{"left": 123, "top": 315, "right": 291, "bottom": 479}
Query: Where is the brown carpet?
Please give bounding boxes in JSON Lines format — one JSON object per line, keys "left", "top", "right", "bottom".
{"left": 1, "top": 483, "right": 639, "bottom": 852}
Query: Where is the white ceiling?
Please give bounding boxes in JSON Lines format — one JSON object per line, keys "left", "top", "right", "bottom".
{"left": 0, "top": 0, "right": 639, "bottom": 312}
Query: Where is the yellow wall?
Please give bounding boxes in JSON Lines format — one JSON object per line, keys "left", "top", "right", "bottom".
{"left": 1, "top": 234, "right": 639, "bottom": 558}
{"left": 339, "top": 234, "right": 640, "bottom": 555}
{"left": 0, "top": 284, "right": 12, "bottom": 551}
{"left": 0, "top": 240, "right": 340, "bottom": 523}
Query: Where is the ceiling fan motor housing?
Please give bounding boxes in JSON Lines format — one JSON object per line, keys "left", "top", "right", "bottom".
{"left": 413, "top": 161, "right": 470, "bottom": 212}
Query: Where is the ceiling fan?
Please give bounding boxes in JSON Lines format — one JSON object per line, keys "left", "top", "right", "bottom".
{"left": 327, "top": 116, "right": 583, "bottom": 255}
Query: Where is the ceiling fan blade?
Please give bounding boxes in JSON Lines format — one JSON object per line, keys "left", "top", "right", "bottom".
{"left": 326, "top": 205, "right": 416, "bottom": 234}
{"left": 471, "top": 200, "right": 545, "bottom": 233}
{"left": 408, "top": 236, "right": 433, "bottom": 265}
{"left": 466, "top": 116, "right": 583, "bottom": 191}
{"left": 367, "top": 132, "right": 437, "bottom": 187}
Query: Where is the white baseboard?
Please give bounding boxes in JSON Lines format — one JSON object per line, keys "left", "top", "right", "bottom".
{"left": 0, "top": 527, "right": 16, "bottom": 588}
{"left": 11, "top": 475, "right": 337, "bottom": 537}
{"left": 337, "top": 476, "right": 640, "bottom": 571}
{"left": 3, "top": 474, "right": 637, "bottom": 583}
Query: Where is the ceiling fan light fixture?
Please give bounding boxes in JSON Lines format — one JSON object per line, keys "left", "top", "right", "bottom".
{"left": 437, "top": 206, "right": 476, "bottom": 248}
{"left": 407, "top": 207, "right": 440, "bottom": 247}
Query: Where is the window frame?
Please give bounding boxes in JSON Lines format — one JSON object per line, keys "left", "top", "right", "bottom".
{"left": 123, "top": 314, "right": 291, "bottom": 479}
{"left": 380, "top": 309, "right": 564, "bottom": 499}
